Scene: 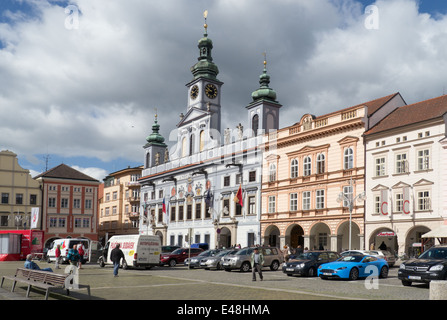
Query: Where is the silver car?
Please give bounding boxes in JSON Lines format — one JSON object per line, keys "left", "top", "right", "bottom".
{"left": 222, "top": 247, "right": 284, "bottom": 272}
{"left": 200, "top": 249, "right": 239, "bottom": 270}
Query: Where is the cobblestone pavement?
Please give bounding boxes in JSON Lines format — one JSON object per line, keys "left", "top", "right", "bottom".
{"left": 0, "top": 260, "right": 430, "bottom": 302}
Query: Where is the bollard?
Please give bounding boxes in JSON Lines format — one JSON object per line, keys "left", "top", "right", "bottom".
{"left": 429, "top": 280, "right": 447, "bottom": 300}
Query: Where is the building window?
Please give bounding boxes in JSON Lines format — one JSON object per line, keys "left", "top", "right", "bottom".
{"left": 417, "top": 149, "right": 430, "bottom": 170}
{"left": 249, "top": 171, "right": 256, "bottom": 182}
{"left": 85, "top": 199, "right": 92, "bottom": 209}
{"left": 290, "top": 193, "right": 298, "bottom": 211}
{"left": 316, "top": 153, "right": 325, "bottom": 174}
{"left": 268, "top": 196, "right": 276, "bottom": 213}
{"left": 16, "top": 194, "right": 23, "bottom": 205}
{"left": 200, "top": 130, "right": 205, "bottom": 152}
{"left": 395, "top": 153, "right": 408, "bottom": 174}
{"left": 302, "top": 191, "right": 311, "bottom": 210}
{"left": 248, "top": 196, "right": 256, "bottom": 215}
{"left": 395, "top": 193, "right": 403, "bottom": 212}
{"left": 224, "top": 176, "right": 230, "bottom": 187}
{"left": 417, "top": 191, "right": 431, "bottom": 211}
{"left": 269, "top": 164, "right": 276, "bottom": 182}
{"left": 112, "top": 206, "right": 117, "bottom": 215}
{"left": 1, "top": 193, "right": 9, "bottom": 204}
{"left": 375, "top": 157, "right": 386, "bottom": 177}
{"left": 73, "top": 199, "right": 81, "bottom": 208}
{"left": 30, "top": 194, "right": 37, "bottom": 205}
{"left": 235, "top": 203, "right": 242, "bottom": 216}
{"left": 290, "top": 159, "right": 299, "bottom": 178}
{"left": 223, "top": 199, "right": 230, "bottom": 216}
{"left": 374, "top": 195, "right": 380, "bottom": 214}
{"left": 49, "top": 217, "right": 57, "bottom": 228}
{"left": 344, "top": 148, "right": 354, "bottom": 170}
{"left": 170, "top": 206, "right": 176, "bottom": 222}
{"left": 316, "top": 189, "right": 325, "bottom": 209}
{"left": 190, "top": 134, "right": 195, "bottom": 155}
{"left": 303, "top": 156, "right": 311, "bottom": 176}
{"left": 195, "top": 203, "right": 202, "bottom": 219}
{"left": 342, "top": 186, "right": 352, "bottom": 207}
{"left": 178, "top": 205, "right": 184, "bottom": 221}
{"left": 187, "top": 204, "right": 192, "bottom": 220}
{"left": 61, "top": 198, "right": 68, "bottom": 208}
{"left": 252, "top": 114, "right": 259, "bottom": 136}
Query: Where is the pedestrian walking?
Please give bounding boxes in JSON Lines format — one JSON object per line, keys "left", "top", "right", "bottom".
{"left": 111, "top": 243, "right": 125, "bottom": 277}
{"left": 55, "top": 244, "right": 61, "bottom": 269}
{"left": 77, "top": 243, "right": 85, "bottom": 269}
{"left": 250, "top": 247, "right": 264, "bottom": 281}
{"left": 67, "top": 245, "right": 80, "bottom": 267}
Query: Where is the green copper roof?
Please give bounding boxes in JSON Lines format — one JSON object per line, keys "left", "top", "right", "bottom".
{"left": 190, "top": 24, "right": 219, "bottom": 80}
{"left": 251, "top": 61, "right": 277, "bottom": 102}
{"left": 145, "top": 115, "right": 166, "bottom": 147}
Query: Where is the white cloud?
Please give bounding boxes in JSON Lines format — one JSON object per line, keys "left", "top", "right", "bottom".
{"left": 1, "top": 0, "right": 447, "bottom": 174}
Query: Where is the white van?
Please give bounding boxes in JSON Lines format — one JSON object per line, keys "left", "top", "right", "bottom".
{"left": 98, "top": 235, "right": 161, "bottom": 269}
{"left": 47, "top": 238, "right": 90, "bottom": 263}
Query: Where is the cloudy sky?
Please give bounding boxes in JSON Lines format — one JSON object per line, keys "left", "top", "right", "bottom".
{"left": 1, "top": 0, "right": 447, "bottom": 181}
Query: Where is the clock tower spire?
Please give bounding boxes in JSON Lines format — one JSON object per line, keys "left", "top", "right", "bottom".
{"left": 173, "top": 11, "right": 223, "bottom": 160}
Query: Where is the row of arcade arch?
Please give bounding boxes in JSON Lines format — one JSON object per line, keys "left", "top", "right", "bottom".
{"left": 262, "top": 221, "right": 438, "bottom": 257}
{"left": 262, "top": 221, "right": 363, "bottom": 252}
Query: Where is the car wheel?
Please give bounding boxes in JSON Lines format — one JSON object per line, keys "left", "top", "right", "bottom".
{"left": 401, "top": 280, "right": 412, "bottom": 286}
{"left": 241, "top": 262, "right": 251, "bottom": 272}
{"left": 169, "top": 259, "right": 177, "bottom": 267}
{"left": 379, "top": 266, "right": 389, "bottom": 279}
{"left": 270, "top": 260, "right": 279, "bottom": 271}
{"left": 216, "top": 262, "right": 222, "bottom": 270}
{"left": 349, "top": 268, "right": 359, "bottom": 281}
{"left": 307, "top": 267, "right": 316, "bottom": 277}
{"left": 122, "top": 260, "right": 128, "bottom": 270}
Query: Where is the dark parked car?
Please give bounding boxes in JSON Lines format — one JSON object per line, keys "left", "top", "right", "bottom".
{"left": 283, "top": 251, "right": 340, "bottom": 277}
{"left": 160, "top": 247, "right": 203, "bottom": 267}
{"left": 398, "top": 245, "right": 447, "bottom": 286}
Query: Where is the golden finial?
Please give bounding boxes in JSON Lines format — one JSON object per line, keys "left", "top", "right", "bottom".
{"left": 263, "top": 51, "right": 267, "bottom": 69}
{"left": 203, "top": 10, "right": 208, "bottom": 33}
{"left": 154, "top": 107, "right": 158, "bottom": 121}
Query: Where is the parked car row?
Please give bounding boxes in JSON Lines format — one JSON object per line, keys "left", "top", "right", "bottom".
{"left": 156, "top": 242, "right": 447, "bottom": 287}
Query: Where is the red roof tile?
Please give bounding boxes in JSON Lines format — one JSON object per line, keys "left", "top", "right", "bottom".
{"left": 365, "top": 94, "right": 447, "bottom": 135}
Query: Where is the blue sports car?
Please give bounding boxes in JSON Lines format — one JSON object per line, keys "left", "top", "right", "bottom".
{"left": 318, "top": 255, "right": 389, "bottom": 280}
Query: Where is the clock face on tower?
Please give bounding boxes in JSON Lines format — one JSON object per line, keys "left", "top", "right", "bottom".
{"left": 190, "top": 85, "right": 199, "bottom": 100}
{"left": 205, "top": 84, "right": 218, "bottom": 99}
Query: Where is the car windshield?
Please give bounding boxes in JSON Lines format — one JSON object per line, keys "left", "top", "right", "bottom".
{"left": 337, "top": 255, "right": 363, "bottom": 262}
{"left": 295, "top": 252, "right": 319, "bottom": 260}
{"left": 171, "top": 248, "right": 184, "bottom": 254}
{"left": 418, "top": 248, "right": 447, "bottom": 260}
{"left": 237, "top": 248, "right": 253, "bottom": 255}
{"left": 216, "top": 250, "right": 233, "bottom": 257}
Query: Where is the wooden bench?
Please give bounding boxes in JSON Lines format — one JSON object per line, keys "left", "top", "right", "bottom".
{"left": 1, "top": 268, "right": 91, "bottom": 300}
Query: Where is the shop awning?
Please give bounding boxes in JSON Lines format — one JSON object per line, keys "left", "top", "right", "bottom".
{"left": 422, "top": 225, "right": 447, "bottom": 238}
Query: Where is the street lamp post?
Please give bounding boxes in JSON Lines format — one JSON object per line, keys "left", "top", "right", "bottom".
{"left": 336, "top": 178, "right": 366, "bottom": 250}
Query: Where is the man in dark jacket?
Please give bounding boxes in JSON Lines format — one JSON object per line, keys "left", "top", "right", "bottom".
{"left": 110, "top": 243, "right": 125, "bottom": 277}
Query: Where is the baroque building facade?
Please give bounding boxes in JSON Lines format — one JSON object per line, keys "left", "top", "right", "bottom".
{"left": 0, "top": 150, "right": 42, "bottom": 230}
{"left": 364, "top": 94, "right": 447, "bottom": 257}
{"left": 98, "top": 166, "right": 143, "bottom": 243}
{"left": 260, "top": 93, "right": 406, "bottom": 251}
{"left": 138, "top": 21, "right": 281, "bottom": 248}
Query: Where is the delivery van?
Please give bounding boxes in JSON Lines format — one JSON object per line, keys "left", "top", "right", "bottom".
{"left": 47, "top": 238, "right": 90, "bottom": 263}
{"left": 98, "top": 235, "right": 161, "bottom": 269}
